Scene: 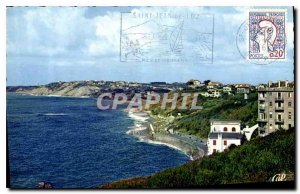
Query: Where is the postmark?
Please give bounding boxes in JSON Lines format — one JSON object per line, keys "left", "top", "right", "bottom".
{"left": 248, "top": 9, "right": 287, "bottom": 60}
{"left": 236, "top": 21, "right": 276, "bottom": 65}
{"left": 120, "top": 11, "right": 214, "bottom": 63}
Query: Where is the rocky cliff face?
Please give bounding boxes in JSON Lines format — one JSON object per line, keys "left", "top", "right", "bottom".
{"left": 7, "top": 80, "right": 182, "bottom": 98}
{"left": 7, "top": 81, "right": 102, "bottom": 97}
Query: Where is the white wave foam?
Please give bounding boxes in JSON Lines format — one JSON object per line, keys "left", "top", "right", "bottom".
{"left": 126, "top": 111, "right": 195, "bottom": 160}
{"left": 46, "top": 94, "right": 62, "bottom": 97}
{"left": 139, "top": 139, "right": 193, "bottom": 160}
{"left": 44, "top": 95, "right": 90, "bottom": 98}
{"left": 142, "top": 139, "right": 183, "bottom": 152}
{"left": 42, "top": 113, "right": 68, "bottom": 116}
{"left": 127, "top": 111, "right": 149, "bottom": 123}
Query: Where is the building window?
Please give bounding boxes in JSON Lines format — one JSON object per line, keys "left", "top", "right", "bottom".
{"left": 278, "top": 92, "right": 281, "bottom": 98}
{"left": 232, "top": 127, "right": 236, "bottom": 132}
{"left": 269, "top": 112, "right": 272, "bottom": 119}
{"left": 278, "top": 114, "right": 282, "bottom": 120}
{"left": 224, "top": 140, "right": 227, "bottom": 145}
{"left": 288, "top": 112, "right": 292, "bottom": 119}
{"left": 288, "top": 92, "right": 292, "bottom": 98}
{"left": 223, "top": 127, "right": 228, "bottom": 132}
{"left": 213, "top": 149, "right": 216, "bottom": 153}
{"left": 260, "top": 113, "right": 266, "bottom": 119}
{"left": 269, "top": 102, "right": 272, "bottom": 106}
{"left": 288, "top": 102, "right": 292, "bottom": 107}
{"left": 213, "top": 140, "right": 216, "bottom": 145}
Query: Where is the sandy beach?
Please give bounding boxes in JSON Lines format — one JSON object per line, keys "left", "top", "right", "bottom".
{"left": 126, "top": 110, "right": 207, "bottom": 160}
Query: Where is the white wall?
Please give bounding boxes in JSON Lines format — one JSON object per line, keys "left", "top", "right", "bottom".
{"left": 207, "top": 137, "right": 241, "bottom": 155}
{"left": 210, "top": 123, "right": 241, "bottom": 133}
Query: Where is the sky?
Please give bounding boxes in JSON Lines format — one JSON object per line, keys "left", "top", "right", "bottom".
{"left": 6, "top": 6, "right": 294, "bottom": 86}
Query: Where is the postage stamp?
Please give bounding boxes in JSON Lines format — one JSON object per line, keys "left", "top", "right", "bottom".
{"left": 120, "top": 11, "right": 214, "bottom": 63}
{"left": 248, "top": 9, "right": 286, "bottom": 60}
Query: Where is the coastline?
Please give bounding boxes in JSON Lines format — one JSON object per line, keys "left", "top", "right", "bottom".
{"left": 11, "top": 92, "right": 207, "bottom": 160}
{"left": 126, "top": 110, "right": 206, "bottom": 160}
{"left": 8, "top": 92, "right": 91, "bottom": 99}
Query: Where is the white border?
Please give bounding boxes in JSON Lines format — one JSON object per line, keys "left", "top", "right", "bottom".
{"left": 1, "top": 1, "right": 298, "bottom": 194}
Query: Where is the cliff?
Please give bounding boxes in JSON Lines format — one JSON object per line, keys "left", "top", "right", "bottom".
{"left": 6, "top": 80, "right": 182, "bottom": 98}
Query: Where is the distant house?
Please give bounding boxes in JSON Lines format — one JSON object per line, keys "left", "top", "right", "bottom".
{"left": 187, "top": 79, "right": 203, "bottom": 88}
{"left": 200, "top": 92, "right": 210, "bottom": 97}
{"left": 207, "top": 119, "right": 243, "bottom": 155}
{"left": 222, "top": 85, "right": 233, "bottom": 94}
{"left": 210, "top": 89, "right": 221, "bottom": 98}
{"left": 128, "top": 82, "right": 141, "bottom": 87}
{"left": 207, "top": 81, "right": 223, "bottom": 89}
{"left": 235, "top": 84, "right": 251, "bottom": 94}
{"left": 200, "top": 89, "right": 221, "bottom": 98}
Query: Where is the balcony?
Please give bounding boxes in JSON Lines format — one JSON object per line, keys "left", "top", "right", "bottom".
{"left": 275, "top": 106, "right": 284, "bottom": 112}
{"left": 257, "top": 118, "right": 267, "bottom": 123}
{"left": 275, "top": 97, "right": 284, "bottom": 102}
{"left": 259, "top": 105, "right": 265, "bottom": 110}
{"left": 275, "top": 119, "right": 284, "bottom": 124}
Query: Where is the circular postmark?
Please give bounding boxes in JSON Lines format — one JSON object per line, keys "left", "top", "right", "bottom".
{"left": 236, "top": 21, "right": 278, "bottom": 65}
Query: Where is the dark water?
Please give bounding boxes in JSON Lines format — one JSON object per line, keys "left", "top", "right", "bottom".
{"left": 7, "top": 93, "right": 189, "bottom": 188}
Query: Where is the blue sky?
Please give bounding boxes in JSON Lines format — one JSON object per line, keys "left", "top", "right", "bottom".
{"left": 7, "top": 6, "right": 294, "bottom": 86}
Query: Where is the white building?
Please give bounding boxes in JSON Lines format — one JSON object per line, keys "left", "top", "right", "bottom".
{"left": 207, "top": 119, "right": 243, "bottom": 155}
{"left": 200, "top": 92, "right": 210, "bottom": 97}
{"left": 187, "top": 79, "right": 203, "bottom": 88}
{"left": 223, "top": 86, "right": 233, "bottom": 94}
{"left": 200, "top": 89, "right": 221, "bottom": 98}
{"left": 235, "top": 84, "right": 251, "bottom": 94}
{"left": 207, "top": 81, "right": 223, "bottom": 89}
{"left": 210, "top": 89, "right": 221, "bottom": 98}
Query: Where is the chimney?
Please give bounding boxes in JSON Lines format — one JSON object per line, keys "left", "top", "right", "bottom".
{"left": 268, "top": 81, "right": 272, "bottom": 87}
{"left": 218, "top": 133, "right": 222, "bottom": 140}
{"left": 278, "top": 80, "right": 280, "bottom": 88}
{"left": 285, "top": 80, "right": 288, "bottom": 87}
{"left": 218, "top": 133, "right": 223, "bottom": 152}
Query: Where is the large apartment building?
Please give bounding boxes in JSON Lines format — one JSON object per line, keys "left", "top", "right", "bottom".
{"left": 257, "top": 81, "right": 294, "bottom": 136}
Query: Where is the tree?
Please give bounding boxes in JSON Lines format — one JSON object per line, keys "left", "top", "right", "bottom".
{"left": 203, "top": 80, "right": 211, "bottom": 85}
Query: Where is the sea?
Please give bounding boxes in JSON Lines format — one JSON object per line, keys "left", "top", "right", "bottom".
{"left": 7, "top": 93, "right": 189, "bottom": 188}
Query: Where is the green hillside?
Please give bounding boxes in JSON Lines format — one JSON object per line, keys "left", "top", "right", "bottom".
{"left": 151, "top": 92, "right": 258, "bottom": 138}
{"left": 100, "top": 128, "right": 295, "bottom": 188}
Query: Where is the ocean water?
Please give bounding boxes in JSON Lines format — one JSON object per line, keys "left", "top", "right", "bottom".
{"left": 7, "top": 93, "right": 189, "bottom": 188}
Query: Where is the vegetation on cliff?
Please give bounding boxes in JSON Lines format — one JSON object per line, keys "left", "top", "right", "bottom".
{"left": 100, "top": 128, "right": 295, "bottom": 188}
{"left": 151, "top": 92, "right": 258, "bottom": 138}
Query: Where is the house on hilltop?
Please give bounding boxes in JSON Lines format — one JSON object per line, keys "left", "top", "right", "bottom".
{"left": 235, "top": 84, "right": 251, "bottom": 94}
{"left": 207, "top": 81, "right": 223, "bottom": 89}
{"left": 186, "top": 79, "right": 203, "bottom": 88}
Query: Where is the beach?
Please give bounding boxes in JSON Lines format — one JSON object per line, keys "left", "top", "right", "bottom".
{"left": 126, "top": 110, "right": 207, "bottom": 160}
